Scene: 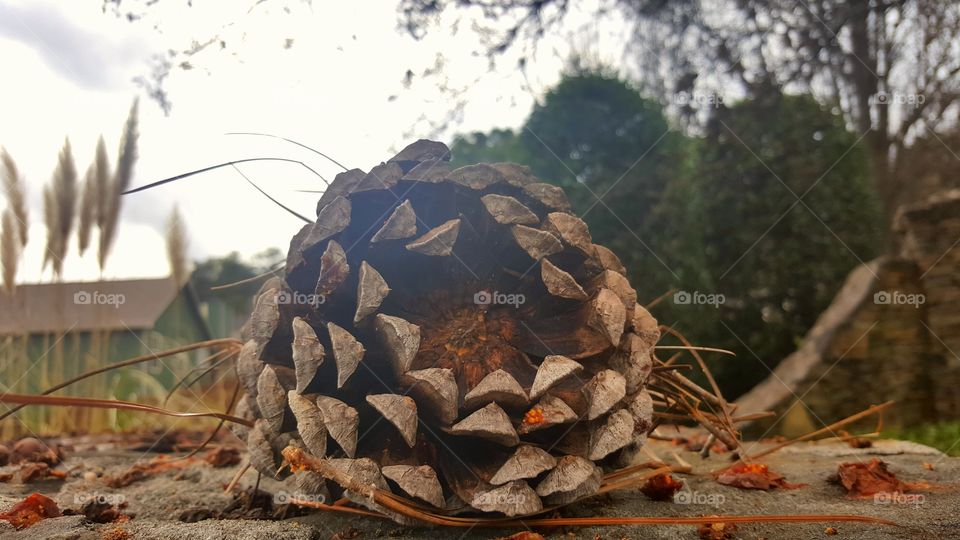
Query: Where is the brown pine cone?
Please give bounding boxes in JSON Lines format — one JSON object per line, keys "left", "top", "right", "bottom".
{"left": 233, "top": 139, "right": 658, "bottom": 518}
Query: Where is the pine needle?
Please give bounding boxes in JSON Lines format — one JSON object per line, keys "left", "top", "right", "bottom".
{"left": 0, "top": 393, "right": 253, "bottom": 427}
{"left": 1, "top": 209, "right": 18, "bottom": 295}
{"left": 0, "top": 148, "right": 28, "bottom": 247}
{"left": 225, "top": 131, "right": 347, "bottom": 174}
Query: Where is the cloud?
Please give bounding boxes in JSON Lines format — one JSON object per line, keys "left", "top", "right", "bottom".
{"left": 0, "top": 1, "right": 149, "bottom": 90}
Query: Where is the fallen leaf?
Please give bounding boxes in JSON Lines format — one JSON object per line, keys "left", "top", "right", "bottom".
{"left": 835, "top": 459, "right": 904, "bottom": 498}
{"left": 697, "top": 521, "right": 737, "bottom": 539}
{"left": 0, "top": 493, "right": 61, "bottom": 529}
{"left": 78, "top": 499, "right": 131, "bottom": 524}
{"left": 16, "top": 462, "right": 66, "bottom": 483}
{"left": 493, "top": 533, "right": 546, "bottom": 540}
{"left": 332, "top": 526, "right": 362, "bottom": 540}
{"left": 204, "top": 447, "right": 241, "bottom": 468}
{"left": 671, "top": 433, "right": 729, "bottom": 454}
{"left": 845, "top": 437, "right": 873, "bottom": 449}
{"left": 10, "top": 438, "right": 61, "bottom": 465}
{"left": 716, "top": 463, "right": 804, "bottom": 490}
{"left": 104, "top": 455, "right": 195, "bottom": 488}
{"left": 640, "top": 473, "right": 684, "bottom": 501}
{"left": 18, "top": 463, "right": 52, "bottom": 483}
{"left": 825, "top": 526, "right": 838, "bottom": 535}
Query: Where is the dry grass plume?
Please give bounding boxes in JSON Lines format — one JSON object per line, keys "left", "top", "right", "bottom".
{"left": 165, "top": 204, "right": 188, "bottom": 288}
{"left": 78, "top": 162, "right": 97, "bottom": 255}
{"left": 41, "top": 184, "right": 58, "bottom": 272}
{"left": 94, "top": 136, "right": 110, "bottom": 228}
{"left": 1, "top": 209, "right": 18, "bottom": 295}
{"left": 99, "top": 99, "right": 139, "bottom": 271}
{"left": 1, "top": 148, "right": 28, "bottom": 247}
{"left": 49, "top": 138, "right": 78, "bottom": 277}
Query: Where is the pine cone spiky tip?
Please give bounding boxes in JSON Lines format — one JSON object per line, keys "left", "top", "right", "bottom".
{"left": 235, "top": 139, "right": 659, "bottom": 518}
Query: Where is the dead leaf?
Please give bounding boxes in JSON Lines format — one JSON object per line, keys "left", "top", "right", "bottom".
{"left": 847, "top": 437, "right": 873, "bottom": 448}
{"left": 834, "top": 459, "right": 904, "bottom": 498}
{"left": 716, "top": 463, "right": 804, "bottom": 490}
{"left": 640, "top": 473, "right": 684, "bottom": 501}
{"left": 331, "top": 526, "right": 362, "bottom": 540}
{"left": 104, "top": 455, "right": 195, "bottom": 488}
{"left": 0, "top": 493, "right": 61, "bottom": 529}
{"left": 67, "top": 499, "right": 132, "bottom": 524}
{"left": 16, "top": 462, "right": 66, "bottom": 483}
{"left": 697, "top": 521, "right": 737, "bottom": 539}
{"left": 18, "top": 463, "right": 51, "bottom": 483}
{"left": 204, "top": 447, "right": 241, "bottom": 468}
{"left": 825, "top": 526, "right": 838, "bottom": 535}
{"left": 671, "top": 433, "right": 729, "bottom": 454}
{"left": 10, "top": 438, "right": 61, "bottom": 465}
{"left": 493, "top": 533, "right": 546, "bottom": 540}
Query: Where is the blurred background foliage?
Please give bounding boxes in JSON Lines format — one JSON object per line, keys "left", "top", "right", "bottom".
{"left": 451, "top": 71, "right": 884, "bottom": 397}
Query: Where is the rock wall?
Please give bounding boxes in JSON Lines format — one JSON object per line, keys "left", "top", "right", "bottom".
{"left": 737, "top": 190, "right": 960, "bottom": 429}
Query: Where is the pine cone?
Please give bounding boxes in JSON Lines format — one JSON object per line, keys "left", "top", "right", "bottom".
{"left": 233, "top": 140, "right": 659, "bottom": 518}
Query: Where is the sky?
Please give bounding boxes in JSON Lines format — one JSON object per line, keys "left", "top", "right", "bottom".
{"left": 0, "top": 0, "right": 625, "bottom": 283}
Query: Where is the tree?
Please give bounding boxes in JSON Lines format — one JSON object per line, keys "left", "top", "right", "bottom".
{"left": 454, "top": 72, "right": 691, "bottom": 302}
{"left": 685, "top": 92, "right": 883, "bottom": 396}
{"left": 401, "top": 0, "right": 960, "bottom": 219}
{"left": 190, "top": 249, "right": 284, "bottom": 313}
{"left": 451, "top": 72, "right": 882, "bottom": 397}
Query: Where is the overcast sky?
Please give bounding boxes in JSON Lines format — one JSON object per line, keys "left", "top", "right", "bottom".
{"left": 0, "top": 0, "right": 626, "bottom": 283}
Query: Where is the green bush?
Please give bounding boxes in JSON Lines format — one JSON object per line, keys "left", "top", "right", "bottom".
{"left": 451, "top": 74, "right": 883, "bottom": 398}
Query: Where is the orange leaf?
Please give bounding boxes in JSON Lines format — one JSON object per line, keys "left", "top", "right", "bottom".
{"left": 0, "top": 493, "right": 61, "bottom": 529}
{"left": 717, "top": 463, "right": 805, "bottom": 491}
{"left": 640, "top": 473, "right": 685, "bottom": 501}
{"left": 835, "top": 459, "right": 904, "bottom": 498}
{"left": 697, "top": 520, "right": 737, "bottom": 539}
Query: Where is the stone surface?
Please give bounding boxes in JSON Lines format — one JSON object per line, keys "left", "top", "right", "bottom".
{"left": 0, "top": 438, "right": 955, "bottom": 539}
